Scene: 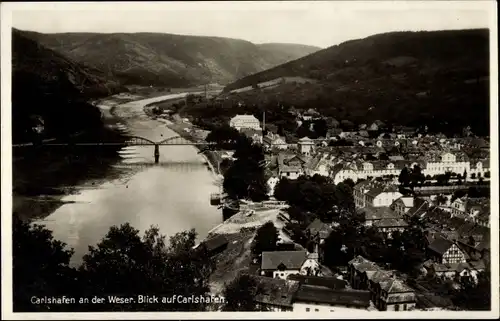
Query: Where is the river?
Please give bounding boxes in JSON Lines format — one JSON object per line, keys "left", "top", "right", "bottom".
{"left": 32, "top": 92, "right": 222, "bottom": 266}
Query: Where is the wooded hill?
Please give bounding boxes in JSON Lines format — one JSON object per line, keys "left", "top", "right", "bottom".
{"left": 21, "top": 30, "right": 320, "bottom": 87}
{"left": 222, "top": 29, "right": 490, "bottom": 136}
{"left": 12, "top": 29, "right": 125, "bottom": 143}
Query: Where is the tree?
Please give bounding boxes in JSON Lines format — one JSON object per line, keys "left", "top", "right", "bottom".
{"left": 334, "top": 182, "right": 355, "bottom": 214}
{"left": 13, "top": 215, "right": 79, "bottom": 312}
{"left": 206, "top": 125, "right": 241, "bottom": 147}
{"left": 411, "top": 165, "right": 425, "bottom": 187}
{"left": 79, "top": 224, "right": 212, "bottom": 311}
{"left": 252, "top": 222, "right": 279, "bottom": 255}
{"left": 398, "top": 167, "right": 411, "bottom": 187}
{"left": 435, "top": 194, "right": 447, "bottom": 206}
{"left": 274, "top": 177, "right": 293, "bottom": 201}
{"left": 452, "top": 268, "right": 491, "bottom": 310}
{"left": 343, "top": 178, "right": 355, "bottom": 189}
{"left": 223, "top": 135, "right": 268, "bottom": 202}
{"left": 222, "top": 274, "right": 262, "bottom": 311}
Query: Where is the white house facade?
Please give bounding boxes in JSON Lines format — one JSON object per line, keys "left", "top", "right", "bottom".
{"left": 229, "top": 114, "right": 261, "bottom": 131}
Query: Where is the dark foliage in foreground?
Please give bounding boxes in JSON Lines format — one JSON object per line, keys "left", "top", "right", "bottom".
{"left": 13, "top": 217, "right": 214, "bottom": 312}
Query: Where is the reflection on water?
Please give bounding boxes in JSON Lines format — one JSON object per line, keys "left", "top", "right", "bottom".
{"left": 34, "top": 143, "right": 222, "bottom": 266}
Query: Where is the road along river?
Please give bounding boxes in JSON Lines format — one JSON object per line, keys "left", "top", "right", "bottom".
{"left": 33, "top": 93, "right": 222, "bottom": 266}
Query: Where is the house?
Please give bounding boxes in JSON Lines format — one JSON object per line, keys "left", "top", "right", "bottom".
{"left": 331, "top": 164, "right": 358, "bottom": 185}
{"left": 229, "top": 114, "right": 261, "bottom": 131}
{"left": 293, "top": 285, "right": 371, "bottom": 312}
{"left": 253, "top": 276, "right": 300, "bottom": 311}
{"left": 364, "top": 185, "right": 402, "bottom": 208}
{"left": 358, "top": 206, "right": 401, "bottom": 227}
{"left": 348, "top": 256, "right": 416, "bottom": 311}
{"left": 277, "top": 153, "right": 306, "bottom": 179}
{"left": 423, "top": 260, "right": 486, "bottom": 283}
{"left": 427, "top": 236, "right": 467, "bottom": 264}
{"left": 348, "top": 256, "right": 380, "bottom": 289}
{"left": 450, "top": 197, "right": 490, "bottom": 222}
{"left": 298, "top": 137, "right": 315, "bottom": 156}
{"left": 353, "top": 180, "right": 372, "bottom": 208}
{"left": 375, "top": 278, "right": 416, "bottom": 311}
{"left": 196, "top": 234, "right": 228, "bottom": 256}
{"left": 240, "top": 128, "right": 263, "bottom": 144}
{"left": 306, "top": 219, "right": 333, "bottom": 243}
{"left": 405, "top": 198, "right": 431, "bottom": 220}
{"left": 301, "top": 108, "right": 321, "bottom": 121}
{"left": 354, "top": 180, "right": 400, "bottom": 208}
{"left": 305, "top": 154, "right": 330, "bottom": 177}
{"left": 263, "top": 133, "right": 288, "bottom": 150}
{"left": 287, "top": 274, "right": 348, "bottom": 290}
{"left": 332, "top": 160, "right": 407, "bottom": 184}
{"left": 373, "top": 218, "right": 408, "bottom": 237}
{"left": 260, "top": 251, "right": 321, "bottom": 279}
{"left": 419, "top": 151, "right": 471, "bottom": 177}
{"left": 306, "top": 219, "right": 333, "bottom": 262}
{"left": 368, "top": 123, "right": 379, "bottom": 132}
{"left": 450, "top": 196, "right": 467, "bottom": 218}
{"left": 390, "top": 197, "right": 414, "bottom": 216}
{"left": 470, "top": 158, "right": 490, "bottom": 179}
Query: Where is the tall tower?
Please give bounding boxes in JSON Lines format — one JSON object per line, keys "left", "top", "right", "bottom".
{"left": 262, "top": 110, "right": 266, "bottom": 132}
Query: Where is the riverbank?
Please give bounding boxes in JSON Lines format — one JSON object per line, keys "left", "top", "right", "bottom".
{"left": 142, "top": 102, "right": 223, "bottom": 177}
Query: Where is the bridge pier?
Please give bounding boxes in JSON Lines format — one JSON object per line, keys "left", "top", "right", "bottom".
{"left": 154, "top": 144, "right": 160, "bottom": 163}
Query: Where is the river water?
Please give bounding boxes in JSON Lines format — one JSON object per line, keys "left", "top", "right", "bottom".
{"left": 33, "top": 93, "right": 222, "bottom": 266}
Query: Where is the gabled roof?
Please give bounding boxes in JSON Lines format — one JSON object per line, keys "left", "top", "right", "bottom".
{"left": 379, "top": 278, "right": 414, "bottom": 294}
{"left": 287, "top": 274, "right": 347, "bottom": 290}
{"left": 253, "top": 276, "right": 300, "bottom": 307}
{"left": 261, "top": 251, "right": 307, "bottom": 270}
{"left": 294, "top": 285, "right": 371, "bottom": 308}
{"left": 367, "top": 270, "right": 392, "bottom": 283}
{"left": 201, "top": 234, "right": 228, "bottom": 252}
{"left": 353, "top": 180, "right": 371, "bottom": 191}
{"left": 428, "top": 236, "right": 455, "bottom": 255}
{"left": 361, "top": 206, "right": 400, "bottom": 221}
{"left": 399, "top": 197, "right": 414, "bottom": 208}
{"left": 373, "top": 218, "right": 408, "bottom": 228}
{"left": 307, "top": 219, "right": 333, "bottom": 239}
{"left": 365, "top": 187, "right": 384, "bottom": 198}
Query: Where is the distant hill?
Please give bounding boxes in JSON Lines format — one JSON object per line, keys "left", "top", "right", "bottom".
{"left": 222, "top": 29, "right": 490, "bottom": 136}
{"left": 20, "top": 31, "right": 320, "bottom": 87}
{"left": 12, "top": 29, "right": 126, "bottom": 143}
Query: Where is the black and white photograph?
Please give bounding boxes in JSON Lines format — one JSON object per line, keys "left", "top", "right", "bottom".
{"left": 1, "top": 1, "right": 498, "bottom": 318}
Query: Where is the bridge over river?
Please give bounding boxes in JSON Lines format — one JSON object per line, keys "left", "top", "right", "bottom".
{"left": 13, "top": 135, "right": 218, "bottom": 164}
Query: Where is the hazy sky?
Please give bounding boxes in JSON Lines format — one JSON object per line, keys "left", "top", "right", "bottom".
{"left": 7, "top": 1, "right": 495, "bottom": 48}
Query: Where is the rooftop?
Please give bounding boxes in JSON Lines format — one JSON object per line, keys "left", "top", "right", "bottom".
{"left": 294, "top": 285, "right": 371, "bottom": 308}
{"left": 427, "top": 236, "right": 455, "bottom": 255}
{"left": 253, "top": 276, "right": 300, "bottom": 308}
{"left": 287, "top": 274, "right": 347, "bottom": 290}
{"left": 261, "top": 251, "right": 307, "bottom": 271}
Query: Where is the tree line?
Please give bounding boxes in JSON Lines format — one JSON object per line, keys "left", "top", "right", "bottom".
{"left": 13, "top": 216, "right": 214, "bottom": 312}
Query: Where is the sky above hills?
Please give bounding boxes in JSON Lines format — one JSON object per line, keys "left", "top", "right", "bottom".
{"left": 8, "top": 1, "right": 495, "bottom": 48}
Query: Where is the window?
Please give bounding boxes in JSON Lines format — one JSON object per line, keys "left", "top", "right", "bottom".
{"left": 395, "top": 304, "right": 400, "bottom": 311}
{"left": 315, "top": 309, "right": 319, "bottom": 312}
{"left": 306, "top": 308, "right": 310, "bottom": 312}
{"left": 403, "top": 304, "right": 407, "bottom": 311}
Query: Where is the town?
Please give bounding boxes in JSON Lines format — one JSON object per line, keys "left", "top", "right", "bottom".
{"left": 7, "top": 2, "right": 495, "bottom": 316}
{"left": 189, "top": 107, "right": 491, "bottom": 312}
